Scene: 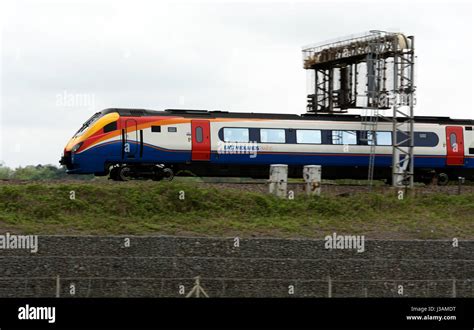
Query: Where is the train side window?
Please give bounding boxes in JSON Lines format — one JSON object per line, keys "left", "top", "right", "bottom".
{"left": 376, "top": 132, "right": 392, "bottom": 146}
{"left": 223, "top": 128, "right": 249, "bottom": 142}
{"left": 333, "top": 130, "right": 357, "bottom": 145}
{"left": 450, "top": 133, "right": 457, "bottom": 149}
{"left": 261, "top": 129, "right": 285, "bottom": 143}
{"left": 196, "top": 126, "right": 203, "bottom": 143}
{"left": 151, "top": 126, "right": 161, "bottom": 133}
{"left": 296, "top": 130, "right": 321, "bottom": 144}
{"left": 413, "top": 132, "right": 439, "bottom": 147}
{"left": 168, "top": 127, "right": 177, "bottom": 133}
{"left": 103, "top": 121, "right": 117, "bottom": 133}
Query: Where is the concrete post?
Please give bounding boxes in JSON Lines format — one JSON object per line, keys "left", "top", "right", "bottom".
{"left": 303, "top": 165, "right": 322, "bottom": 196}
{"left": 269, "top": 164, "right": 288, "bottom": 198}
{"left": 55, "top": 275, "right": 60, "bottom": 298}
{"left": 457, "top": 177, "right": 465, "bottom": 195}
{"left": 327, "top": 275, "right": 332, "bottom": 298}
{"left": 452, "top": 278, "right": 456, "bottom": 298}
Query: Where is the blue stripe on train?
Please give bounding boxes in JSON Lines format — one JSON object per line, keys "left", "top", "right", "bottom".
{"left": 69, "top": 141, "right": 472, "bottom": 174}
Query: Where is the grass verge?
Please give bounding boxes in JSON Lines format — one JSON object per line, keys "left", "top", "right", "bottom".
{"left": 0, "top": 181, "right": 473, "bottom": 239}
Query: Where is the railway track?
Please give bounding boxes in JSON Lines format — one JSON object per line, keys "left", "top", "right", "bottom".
{"left": 1, "top": 178, "right": 473, "bottom": 196}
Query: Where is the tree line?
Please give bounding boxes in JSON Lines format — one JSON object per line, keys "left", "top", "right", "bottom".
{"left": 0, "top": 164, "right": 93, "bottom": 180}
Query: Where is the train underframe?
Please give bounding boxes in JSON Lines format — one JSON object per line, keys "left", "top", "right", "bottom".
{"left": 101, "top": 162, "right": 473, "bottom": 185}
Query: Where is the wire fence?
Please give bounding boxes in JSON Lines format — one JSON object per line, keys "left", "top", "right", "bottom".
{"left": 0, "top": 276, "right": 471, "bottom": 298}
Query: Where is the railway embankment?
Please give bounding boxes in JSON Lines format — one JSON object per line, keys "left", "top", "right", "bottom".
{"left": 0, "top": 181, "right": 473, "bottom": 239}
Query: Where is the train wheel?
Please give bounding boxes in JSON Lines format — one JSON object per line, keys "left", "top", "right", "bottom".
{"left": 162, "top": 168, "right": 174, "bottom": 181}
{"left": 151, "top": 167, "right": 163, "bottom": 181}
{"left": 401, "top": 178, "right": 411, "bottom": 186}
{"left": 437, "top": 173, "right": 449, "bottom": 186}
{"left": 109, "top": 167, "right": 120, "bottom": 181}
{"left": 152, "top": 167, "right": 174, "bottom": 181}
{"left": 118, "top": 166, "right": 131, "bottom": 181}
{"left": 420, "top": 170, "right": 437, "bottom": 185}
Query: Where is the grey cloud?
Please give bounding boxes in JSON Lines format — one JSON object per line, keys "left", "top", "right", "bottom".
{"left": 0, "top": 0, "right": 472, "bottom": 167}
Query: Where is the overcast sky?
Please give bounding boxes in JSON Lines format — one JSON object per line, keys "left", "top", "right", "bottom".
{"left": 0, "top": 0, "right": 472, "bottom": 167}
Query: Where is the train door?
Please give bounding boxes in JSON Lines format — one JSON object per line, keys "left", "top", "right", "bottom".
{"left": 191, "top": 120, "right": 211, "bottom": 161}
{"left": 446, "top": 126, "right": 464, "bottom": 166}
{"left": 124, "top": 119, "right": 138, "bottom": 159}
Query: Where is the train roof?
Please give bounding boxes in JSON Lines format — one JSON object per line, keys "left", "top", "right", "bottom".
{"left": 101, "top": 108, "right": 474, "bottom": 125}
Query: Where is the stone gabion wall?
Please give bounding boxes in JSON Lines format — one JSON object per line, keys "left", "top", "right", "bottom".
{"left": 0, "top": 236, "right": 472, "bottom": 298}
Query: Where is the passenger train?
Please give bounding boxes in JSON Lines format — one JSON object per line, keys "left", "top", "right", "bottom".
{"left": 60, "top": 108, "right": 474, "bottom": 184}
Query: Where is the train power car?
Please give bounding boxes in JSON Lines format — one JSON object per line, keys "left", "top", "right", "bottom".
{"left": 60, "top": 108, "right": 474, "bottom": 184}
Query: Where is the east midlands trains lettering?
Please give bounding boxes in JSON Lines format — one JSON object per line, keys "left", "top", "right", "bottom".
{"left": 60, "top": 108, "right": 474, "bottom": 184}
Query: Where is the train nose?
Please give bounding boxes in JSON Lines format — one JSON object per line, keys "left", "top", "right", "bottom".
{"left": 59, "top": 151, "right": 73, "bottom": 170}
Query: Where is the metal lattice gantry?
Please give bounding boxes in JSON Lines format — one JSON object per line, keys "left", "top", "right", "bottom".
{"left": 302, "top": 31, "right": 416, "bottom": 188}
{"left": 392, "top": 36, "right": 416, "bottom": 188}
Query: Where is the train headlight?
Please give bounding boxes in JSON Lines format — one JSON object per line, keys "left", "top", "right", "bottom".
{"left": 71, "top": 142, "right": 83, "bottom": 153}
